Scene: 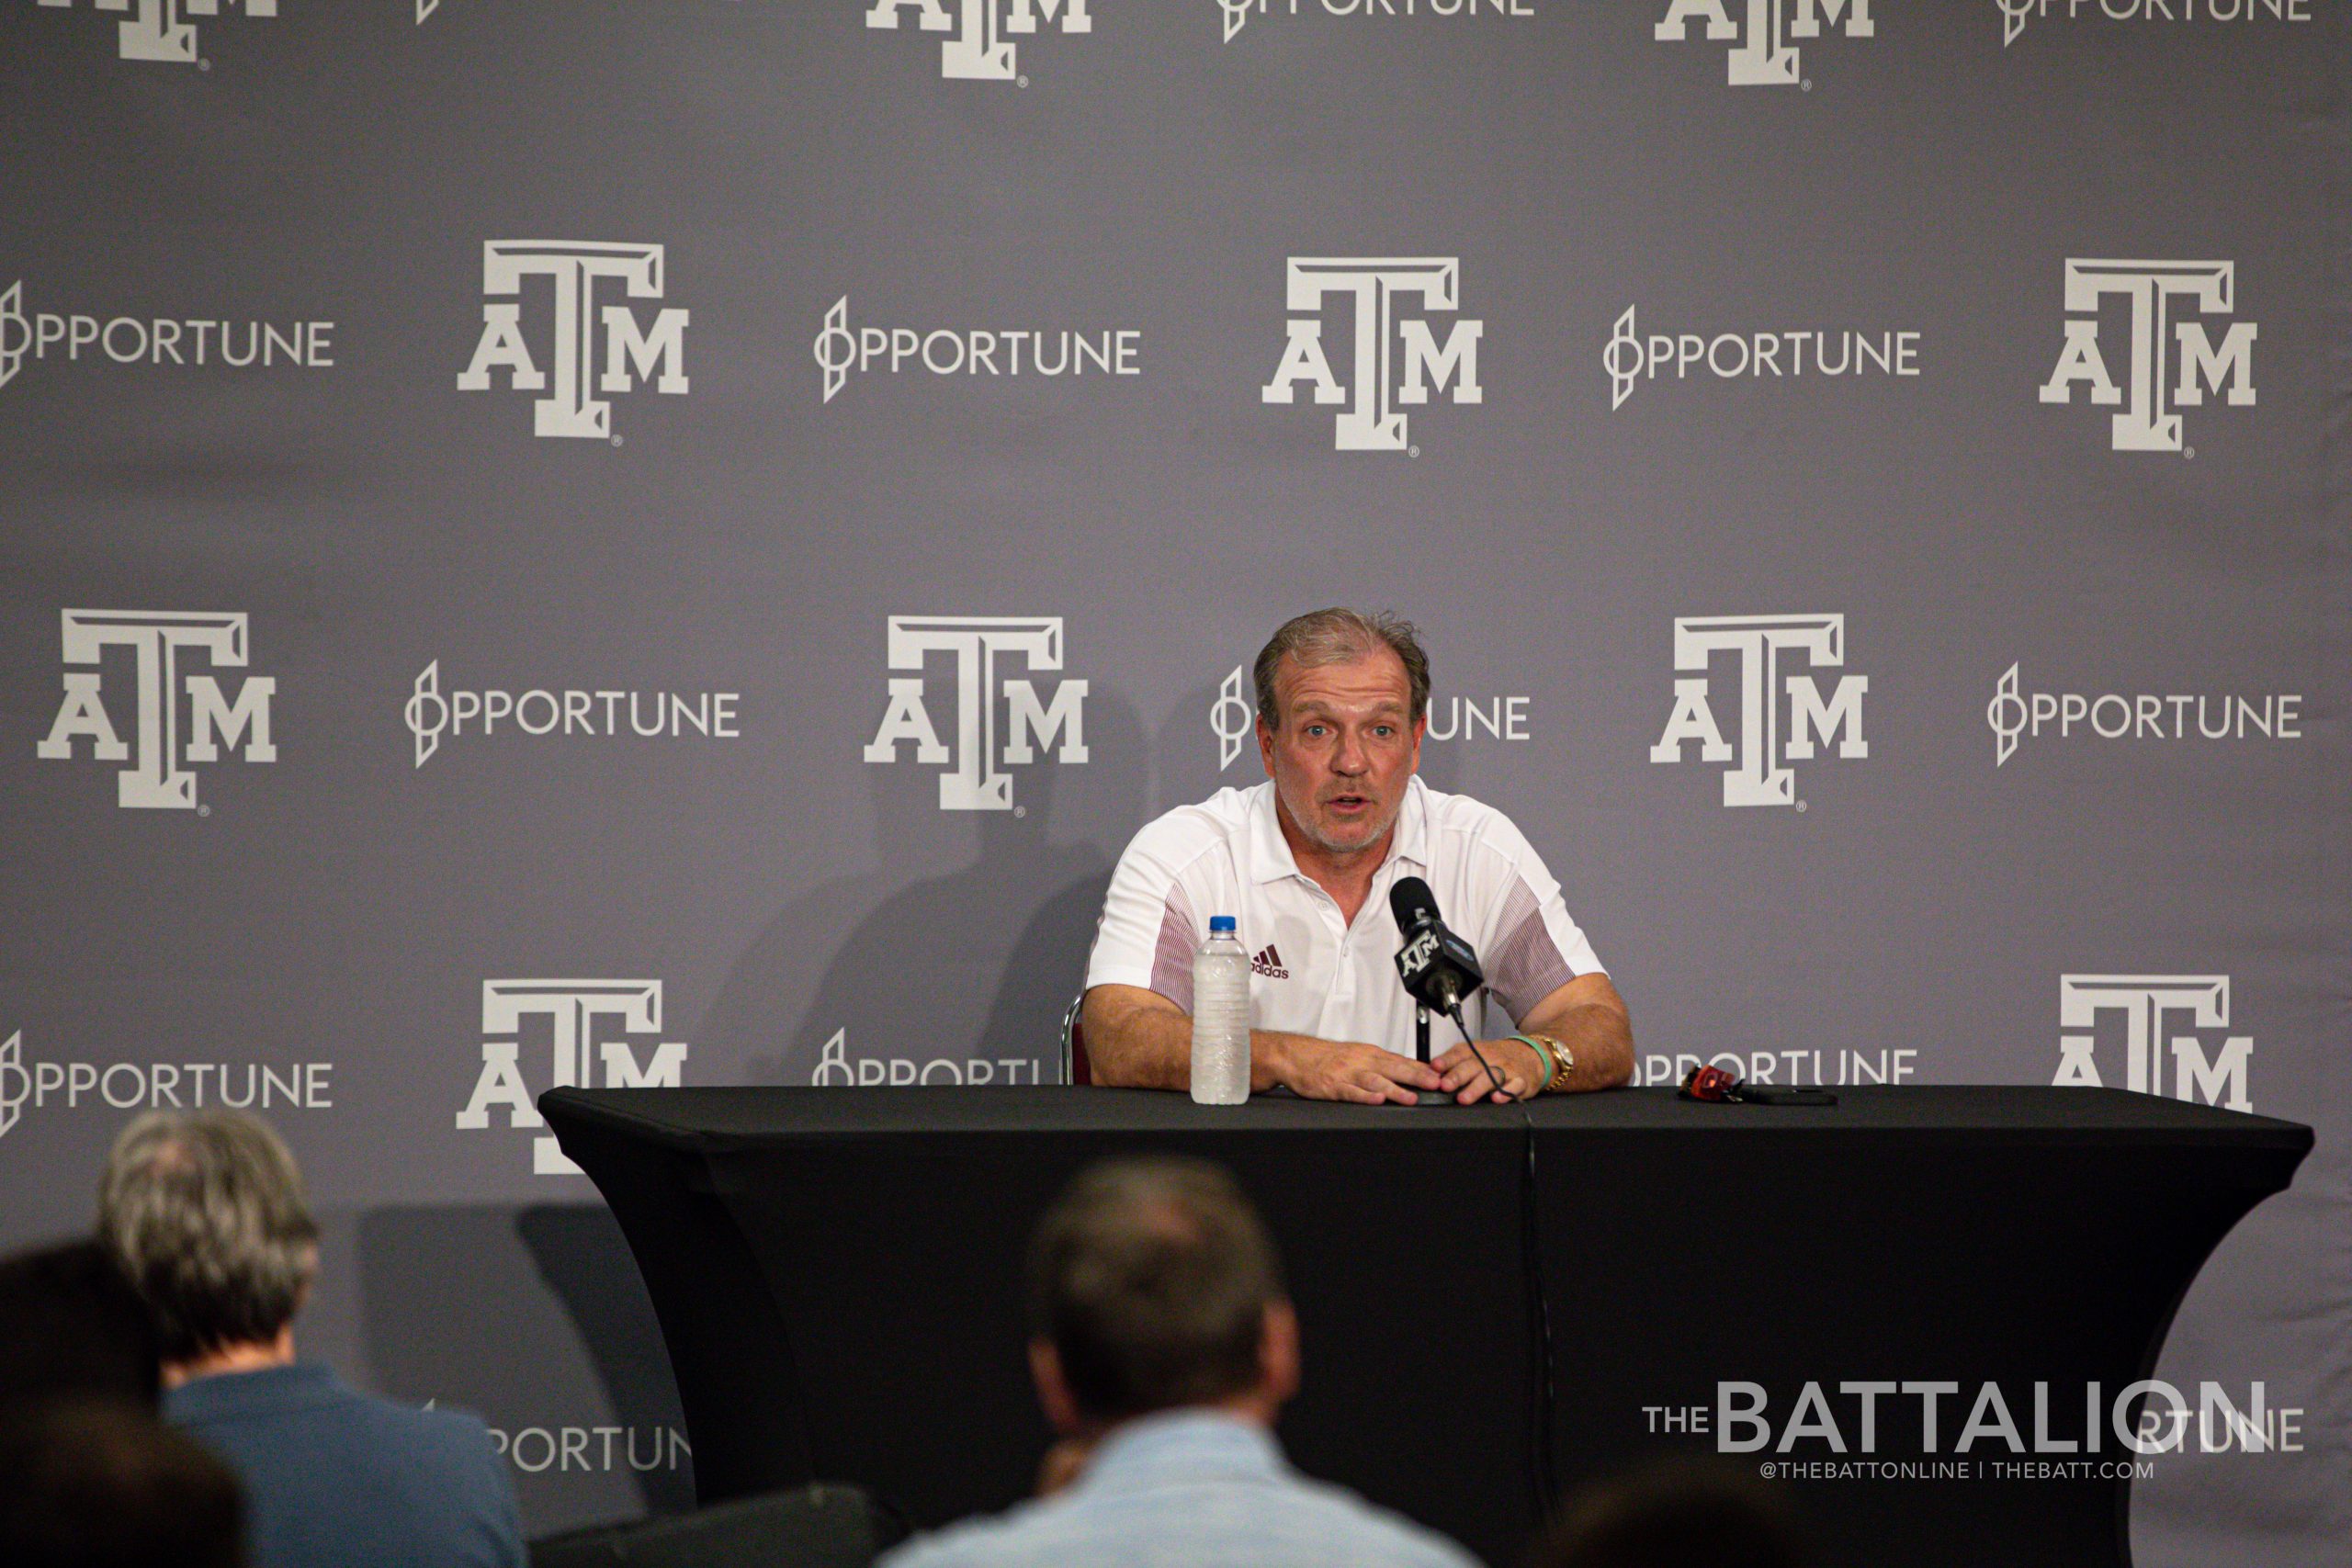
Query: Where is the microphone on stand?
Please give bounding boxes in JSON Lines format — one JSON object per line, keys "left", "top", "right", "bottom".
{"left": 1389, "top": 876, "right": 1513, "bottom": 1105}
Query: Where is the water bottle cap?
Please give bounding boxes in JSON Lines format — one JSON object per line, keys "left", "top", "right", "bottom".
{"left": 1208, "top": 916, "right": 1237, "bottom": 933}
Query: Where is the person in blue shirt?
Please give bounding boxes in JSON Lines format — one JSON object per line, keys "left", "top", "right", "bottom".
{"left": 882, "top": 1156, "right": 1477, "bottom": 1568}
{"left": 97, "top": 1109, "right": 525, "bottom": 1568}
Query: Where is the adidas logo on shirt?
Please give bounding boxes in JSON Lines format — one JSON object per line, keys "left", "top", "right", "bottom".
{"left": 1251, "top": 944, "right": 1290, "bottom": 980}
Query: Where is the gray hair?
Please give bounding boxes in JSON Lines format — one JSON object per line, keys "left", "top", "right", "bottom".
{"left": 1252, "top": 608, "right": 1430, "bottom": 729}
{"left": 1026, "top": 1157, "right": 1286, "bottom": 1422}
{"left": 96, "top": 1111, "right": 319, "bottom": 1361}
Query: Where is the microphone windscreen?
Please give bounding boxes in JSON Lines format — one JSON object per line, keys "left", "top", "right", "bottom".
{"left": 1389, "top": 875, "right": 1438, "bottom": 932}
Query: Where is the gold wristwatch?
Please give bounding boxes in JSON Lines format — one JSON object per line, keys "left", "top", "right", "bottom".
{"left": 1527, "top": 1032, "right": 1574, "bottom": 1092}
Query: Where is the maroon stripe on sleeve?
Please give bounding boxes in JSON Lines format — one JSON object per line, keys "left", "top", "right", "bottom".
{"left": 1148, "top": 882, "right": 1200, "bottom": 1014}
{"left": 1487, "top": 875, "right": 1575, "bottom": 1023}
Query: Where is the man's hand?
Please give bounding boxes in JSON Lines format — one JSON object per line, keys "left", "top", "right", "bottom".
{"left": 1433, "top": 1036, "right": 1549, "bottom": 1103}
{"left": 1275, "top": 1038, "right": 1445, "bottom": 1106}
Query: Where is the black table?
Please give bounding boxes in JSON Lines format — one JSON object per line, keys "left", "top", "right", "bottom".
{"left": 541, "top": 1086, "right": 2310, "bottom": 1568}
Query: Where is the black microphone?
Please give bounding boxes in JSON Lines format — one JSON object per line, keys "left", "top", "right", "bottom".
{"left": 1389, "top": 876, "right": 1511, "bottom": 1104}
{"left": 1390, "top": 875, "right": 1485, "bottom": 1017}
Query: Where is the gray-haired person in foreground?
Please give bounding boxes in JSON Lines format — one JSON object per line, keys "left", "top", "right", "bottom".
{"left": 97, "top": 1110, "right": 524, "bottom": 1568}
{"left": 879, "top": 1157, "right": 1478, "bottom": 1568}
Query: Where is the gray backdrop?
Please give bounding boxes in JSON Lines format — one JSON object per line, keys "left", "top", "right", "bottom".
{"left": 1, "top": 0, "right": 2344, "bottom": 1559}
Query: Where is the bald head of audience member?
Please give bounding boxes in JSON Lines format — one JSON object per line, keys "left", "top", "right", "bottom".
{"left": 1024, "top": 1157, "right": 1299, "bottom": 1438}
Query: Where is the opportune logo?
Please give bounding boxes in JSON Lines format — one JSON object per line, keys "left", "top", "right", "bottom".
{"left": 1210, "top": 663, "right": 1528, "bottom": 770}
{"left": 457, "top": 980, "right": 689, "bottom": 1176}
{"left": 1650, "top": 615, "right": 1865, "bottom": 809}
{"left": 2057, "top": 975, "right": 2250, "bottom": 1110}
{"left": 1262, "top": 257, "right": 1482, "bottom": 453}
{"left": 35, "top": 0, "right": 274, "bottom": 65}
{"left": 406, "top": 663, "right": 742, "bottom": 769}
{"left": 1987, "top": 665, "right": 2301, "bottom": 767}
{"left": 1653, "top": 0, "right": 1871, "bottom": 86}
{"left": 812, "top": 1028, "right": 1048, "bottom": 1087}
{"left": 1604, "top": 305, "right": 1919, "bottom": 410}
{"left": 865, "top": 0, "right": 1090, "bottom": 82}
{"left": 0, "top": 280, "right": 335, "bottom": 396}
{"left": 36, "top": 610, "right": 275, "bottom": 812}
{"left": 0, "top": 1030, "right": 333, "bottom": 1145}
{"left": 1220, "top": 0, "right": 1534, "bottom": 44}
{"left": 2000, "top": 0, "right": 2312, "bottom": 48}
{"left": 865, "top": 616, "right": 1088, "bottom": 811}
{"left": 812, "top": 296, "right": 1141, "bottom": 404}
{"left": 2040, "top": 259, "right": 2254, "bottom": 455}
{"left": 456, "top": 242, "right": 688, "bottom": 441}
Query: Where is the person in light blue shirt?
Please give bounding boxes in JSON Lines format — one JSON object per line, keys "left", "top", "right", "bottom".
{"left": 880, "top": 1157, "right": 1477, "bottom": 1568}
{"left": 99, "top": 1109, "right": 526, "bottom": 1568}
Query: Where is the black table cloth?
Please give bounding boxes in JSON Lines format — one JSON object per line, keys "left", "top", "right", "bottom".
{"left": 540, "top": 1085, "right": 2309, "bottom": 1568}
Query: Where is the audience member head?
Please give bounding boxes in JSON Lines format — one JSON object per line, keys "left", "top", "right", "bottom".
{"left": 1529, "top": 1456, "right": 1804, "bottom": 1568}
{"left": 0, "top": 1397, "right": 244, "bottom": 1567}
{"left": 96, "top": 1111, "right": 319, "bottom": 1375}
{"left": 0, "top": 1240, "right": 161, "bottom": 1411}
{"left": 1024, "top": 1156, "right": 1295, "bottom": 1436}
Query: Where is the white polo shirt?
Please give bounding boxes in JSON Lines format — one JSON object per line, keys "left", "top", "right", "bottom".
{"left": 1083, "top": 776, "right": 1604, "bottom": 1055}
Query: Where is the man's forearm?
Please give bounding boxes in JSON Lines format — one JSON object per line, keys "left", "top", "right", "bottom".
{"left": 1081, "top": 992, "right": 1318, "bottom": 1094}
{"left": 1521, "top": 1000, "right": 1634, "bottom": 1091}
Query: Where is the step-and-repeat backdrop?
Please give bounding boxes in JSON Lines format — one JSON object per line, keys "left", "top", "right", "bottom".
{"left": 2, "top": 0, "right": 2344, "bottom": 1557}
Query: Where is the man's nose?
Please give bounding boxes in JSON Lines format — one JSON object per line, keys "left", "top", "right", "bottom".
{"left": 1330, "top": 731, "right": 1369, "bottom": 775}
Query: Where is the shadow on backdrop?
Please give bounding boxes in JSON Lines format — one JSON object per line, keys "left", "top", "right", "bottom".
{"left": 700, "top": 688, "right": 1148, "bottom": 1084}
{"left": 356, "top": 1204, "right": 695, "bottom": 1537}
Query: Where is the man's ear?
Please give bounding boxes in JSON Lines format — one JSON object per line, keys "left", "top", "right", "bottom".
{"left": 1030, "top": 1338, "right": 1086, "bottom": 1438}
{"left": 1257, "top": 712, "right": 1277, "bottom": 776}
{"left": 1260, "top": 1300, "right": 1301, "bottom": 1406}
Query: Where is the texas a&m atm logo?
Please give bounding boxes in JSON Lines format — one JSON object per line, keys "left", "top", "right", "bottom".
{"left": 1262, "top": 257, "right": 1482, "bottom": 453}
{"left": 1653, "top": 0, "right": 1871, "bottom": 87}
{"left": 865, "top": 0, "right": 1090, "bottom": 82}
{"left": 456, "top": 980, "right": 690, "bottom": 1176}
{"left": 865, "top": 616, "right": 1089, "bottom": 812}
{"left": 2056, "top": 975, "right": 2252, "bottom": 1111}
{"left": 2040, "top": 259, "right": 2255, "bottom": 455}
{"left": 1650, "top": 614, "right": 1866, "bottom": 809}
{"left": 34, "top": 0, "right": 274, "bottom": 65}
{"left": 457, "top": 242, "right": 689, "bottom": 441}
{"left": 35, "top": 610, "right": 276, "bottom": 812}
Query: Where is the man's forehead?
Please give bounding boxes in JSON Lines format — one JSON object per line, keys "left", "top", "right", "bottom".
{"left": 1277, "top": 649, "right": 1411, "bottom": 711}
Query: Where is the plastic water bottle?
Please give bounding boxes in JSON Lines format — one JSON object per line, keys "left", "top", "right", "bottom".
{"left": 1190, "top": 916, "right": 1251, "bottom": 1105}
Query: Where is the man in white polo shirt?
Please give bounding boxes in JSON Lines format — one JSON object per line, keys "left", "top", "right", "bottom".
{"left": 1082, "top": 609, "right": 1632, "bottom": 1105}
